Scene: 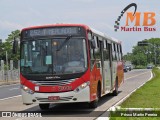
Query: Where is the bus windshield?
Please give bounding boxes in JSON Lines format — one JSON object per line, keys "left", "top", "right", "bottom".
{"left": 20, "top": 38, "right": 88, "bottom": 75}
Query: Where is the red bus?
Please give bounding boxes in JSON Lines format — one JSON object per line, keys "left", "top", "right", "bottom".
{"left": 14, "top": 24, "right": 124, "bottom": 109}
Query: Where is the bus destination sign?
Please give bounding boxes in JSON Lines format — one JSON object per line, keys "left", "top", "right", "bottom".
{"left": 23, "top": 27, "right": 82, "bottom": 38}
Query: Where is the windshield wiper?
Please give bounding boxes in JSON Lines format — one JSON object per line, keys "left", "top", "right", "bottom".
{"left": 56, "top": 35, "right": 72, "bottom": 51}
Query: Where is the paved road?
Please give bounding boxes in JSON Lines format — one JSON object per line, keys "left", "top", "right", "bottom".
{"left": 0, "top": 69, "right": 152, "bottom": 120}
{"left": 0, "top": 84, "right": 21, "bottom": 99}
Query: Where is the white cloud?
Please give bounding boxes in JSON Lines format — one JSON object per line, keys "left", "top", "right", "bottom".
{"left": 0, "top": 20, "right": 23, "bottom": 30}
{"left": 0, "top": 20, "right": 24, "bottom": 40}
{"left": 0, "top": 0, "right": 159, "bottom": 54}
{"left": 28, "top": 7, "right": 43, "bottom": 17}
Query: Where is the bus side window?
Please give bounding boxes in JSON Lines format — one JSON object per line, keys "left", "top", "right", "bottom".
{"left": 95, "top": 37, "right": 101, "bottom": 60}
{"left": 115, "top": 43, "right": 118, "bottom": 61}
{"left": 117, "top": 44, "right": 120, "bottom": 61}
{"left": 103, "top": 40, "right": 109, "bottom": 60}
{"left": 119, "top": 44, "right": 123, "bottom": 60}
{"left": 115, "top": 43, "right": 119, "bottom": 61}
{"left": 96, "top": 36, "right": 100, "bottom": 48}
{"left": 116, "top": 44, "right": 119, "bottom": 61}
{"left": 90, "top": 35, "right": 95, "bottom": 70}
{"left": 112, "top": 43, "right": 117, "bottom": 61}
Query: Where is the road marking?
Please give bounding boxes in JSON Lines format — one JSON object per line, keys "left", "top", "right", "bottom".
{"left": 125, "top": 71, "right": 150, "bottom": 80}
{"left": 9, "top": 87, "right": 19, "bottom": 90}
{"left": 115, "top": 71, "right": 152, "bottom": 106}
{"left": 97, "top": 71, "right": 153, "bottom": 120}
{"left": 0, "top": 83, "right": 20, "bottom": 88}
{"left": 0, "top": 95, "right": 21, "bottom": 101}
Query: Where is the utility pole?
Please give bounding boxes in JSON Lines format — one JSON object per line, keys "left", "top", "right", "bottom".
{"left": 6, "top": 51, "right": 8, "bottom": 82}
{"left": 154, "top": 45, "right": 156, "bottom": 66}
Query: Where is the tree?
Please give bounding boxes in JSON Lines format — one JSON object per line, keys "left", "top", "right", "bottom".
{"left": 0, "top": 30, "right": 20, "bottom": 63}
{"left": 123, "top": 38, "right": 160, "bottom": 66}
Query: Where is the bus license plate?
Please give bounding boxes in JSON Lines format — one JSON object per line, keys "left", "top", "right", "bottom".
{"left": 48, "top": 96, "right": 60, "bottom": 101}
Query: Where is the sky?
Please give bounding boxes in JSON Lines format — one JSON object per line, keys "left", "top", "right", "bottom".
{"left": 0, "top": 0, "right": 160, "bottom": 54}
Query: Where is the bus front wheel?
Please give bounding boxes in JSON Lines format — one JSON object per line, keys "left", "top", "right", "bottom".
{"left": 39, "top": 103, "right": 50, "bottom": 110}
{"left": 89, "top": 83, "right": 101, "bottom": 108}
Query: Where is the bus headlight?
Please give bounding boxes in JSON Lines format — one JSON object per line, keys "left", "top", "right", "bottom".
{"left": 21, "top": 85, "right": 34, "bottom": 94}
{"left": 80, "top": 82, "right": 88, "bottom": 89}
{"left": 74, "top": 81, "right": 90, "bottom": 92}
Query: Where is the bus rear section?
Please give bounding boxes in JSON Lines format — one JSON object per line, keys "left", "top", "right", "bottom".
{"left": 18, "top": 24, "right": 124, "bottom": 109}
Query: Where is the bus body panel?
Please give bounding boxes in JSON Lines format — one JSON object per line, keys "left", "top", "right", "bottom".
{"left": 20, "top": 69, "right": 91, "bottom": 93}
{"left": 117, "top": 61, "right": 124, "bottom": 87}
{"left": 21, "top": 86, "right": 90, "bottom": 104}
{"left": 103, "top": 60, "right": 112, "bottom": 92}
{"left": 89, "top": 63, "right": 102, "bottom": 101}
{"left": 19, "top": 24, "right": 124, "bottom": 105}
{"left": 112, "top": 61, "right": 118, "bottom": 87}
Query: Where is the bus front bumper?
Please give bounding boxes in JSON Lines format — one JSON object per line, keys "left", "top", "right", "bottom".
{"left": 21, "top": 86, "right": 90, "bottom": 105}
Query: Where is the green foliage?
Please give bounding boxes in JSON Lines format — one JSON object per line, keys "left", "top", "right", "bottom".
{"left": 134, "top": 65, "right": 146, "bottom": 69}
{"left": 123, "top": 53, "right": 132, "bottom": 61}
{"left": 0, "top": 30, "right": 20, "bottom": 61}
{"left": 4, "top": 64, "right": 9, "bottom": 70}
{"left": 132, "top": 52, "right": 147, "bottom": 66}
{"left": 123, "top": 38, "right": 160, "bottom": 66}
{"left": 109, "top": 68, "right": 160, "bottom": 120}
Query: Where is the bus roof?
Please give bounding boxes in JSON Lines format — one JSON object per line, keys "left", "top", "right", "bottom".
{"left": 90, "top": 27, "right": 119, "bottom": 43}
{"left": 22, "top": 23, "right": 90, "bottom": 31}
{"left": 22, "top": 23, "right": 120, "bottom": 43}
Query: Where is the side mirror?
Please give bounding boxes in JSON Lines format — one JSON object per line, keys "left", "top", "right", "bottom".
{"left": 12, "top": 39, "right": 18, "bottom": 54}
{"left": 91, "top": 40, "right": 96, "bottom": 49}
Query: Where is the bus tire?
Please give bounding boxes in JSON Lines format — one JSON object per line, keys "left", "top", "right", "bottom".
{"left": 89, "top": 83, "right": 101, "bottom": 108}
{"left": 112, "top": 78, "right": 118, "bottom": 96}
{"left": 39, "top": 104, "right": 50, "bottom": 110}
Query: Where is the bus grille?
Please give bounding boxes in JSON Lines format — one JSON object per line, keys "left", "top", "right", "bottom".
{"left": 29, "top": 79, "right": 76, "bottom": 86}
{"left": 36, "top": 96, "right": 73, "bottom": 102}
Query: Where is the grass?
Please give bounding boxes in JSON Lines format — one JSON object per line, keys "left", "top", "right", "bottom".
{"left": 120, "top": 68, "right": 160, "bottom": 108}
{"left": 110, "top": 117, "right": 159, "bottom": 120}
{"left": 110, "top": 68, "right": 160, "bottom": 120}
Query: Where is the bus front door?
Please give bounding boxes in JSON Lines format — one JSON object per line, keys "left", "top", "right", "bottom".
{"left": 103, "top": 43, "right": 113, "bottom": 93}
{"left": 99, "top": 41, "right": 113, "bottom": 94}
{"left": 96, "top": 41, "right": 112, "bottom": 94}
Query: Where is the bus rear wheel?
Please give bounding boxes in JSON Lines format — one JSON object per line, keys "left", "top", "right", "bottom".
{"left": 112, "top": 79, "right": 118, "bottom": 96}
{"left": 89, "top": 84, "right": 101, "bottom": 108}
{"left": 39, "top": 103, "right": 50, "bottom": 110}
